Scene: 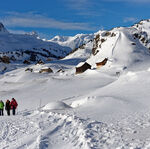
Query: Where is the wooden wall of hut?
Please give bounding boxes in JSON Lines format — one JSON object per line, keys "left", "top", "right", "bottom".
{"left": 76, "top": 62, "right": 91, "bottom": 74}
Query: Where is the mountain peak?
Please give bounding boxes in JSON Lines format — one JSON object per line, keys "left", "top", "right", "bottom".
{"left": 0, "top": 22, "right": 9, "bottom": 33}
{"left": 50, "top": 34, "right": 94, "bottom": 49}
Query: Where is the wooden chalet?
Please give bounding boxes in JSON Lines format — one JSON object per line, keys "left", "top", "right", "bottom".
{"left": 76, "top": 62, "right": 91, "bottom": 74}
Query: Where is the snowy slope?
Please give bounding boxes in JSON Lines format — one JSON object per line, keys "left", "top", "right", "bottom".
{"left": 84, "top": 26, "right": 150, "bottom": 70}
{"left": 64, "top": 20, "right": 150, "bottom": 71}
{"left": 64, "top": 40, "right": 93, "bottom": 61}
{"left": 1, "top": 56, "right": 150, "bottom": 148}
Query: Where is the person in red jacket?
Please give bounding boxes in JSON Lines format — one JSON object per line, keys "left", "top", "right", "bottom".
{"left": 10, "top": 98, "right": 18, "bottom": 115}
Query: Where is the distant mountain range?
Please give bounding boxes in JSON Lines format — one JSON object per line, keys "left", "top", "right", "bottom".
{"left": 0, "top": 22, "right": 72, "bottom": 64}
{"left": 49, "top": 33, "right": 94, "bottom": 50}
{"left": 0, "top": 19, "right": 150, "bottom": 73}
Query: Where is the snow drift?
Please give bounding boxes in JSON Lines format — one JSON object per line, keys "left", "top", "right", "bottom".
{"left": 42, "top": 101, "right": 71, "bottom": 110}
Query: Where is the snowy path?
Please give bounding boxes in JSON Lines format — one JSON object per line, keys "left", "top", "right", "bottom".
{"left": 1, "top": 109, "right": 150, "bottom": 149}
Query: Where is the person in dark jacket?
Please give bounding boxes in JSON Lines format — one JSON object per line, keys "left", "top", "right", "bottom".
{"left": 10, "top": 98, "right": 18, "bottom": 115}
{"left": 5, "top": 100, "right": 11, "bottom": 116}
{"left": 0, "top": 100, "right": 4, "bottom": 116}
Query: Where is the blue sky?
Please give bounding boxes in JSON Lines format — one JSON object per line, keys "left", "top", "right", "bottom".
{"left": 0, "top": 0, "right": 150, "bottom": 39}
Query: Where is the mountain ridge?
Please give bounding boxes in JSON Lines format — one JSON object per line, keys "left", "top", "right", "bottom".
{"left": 64, "top": 19, "right": 150, "bottom": 71}
{"left": 0, "top": 19, "right": 150, "bottom": 73}
{"left": 0, "top": 22, "right": 72, "bottom": 65}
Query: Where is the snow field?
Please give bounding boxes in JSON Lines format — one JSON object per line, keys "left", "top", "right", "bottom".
{"left": 1, "top": 59, "right": 150, "bottom": 148}
{"left": 1, "top": 108, "right": 150, "bottom": 149}
{"left": 0, "top": 19, "right": 150, "bottom": 148}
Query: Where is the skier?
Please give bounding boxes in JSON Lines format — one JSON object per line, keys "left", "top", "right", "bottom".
{"left": 0, "top": 100, "right": 4, "bottom": 116}
{"left": 10, "top": 98, "right": 18, "bottom": 115}
{"left": 5, "top": 99, "right": 11, "bottom": 116}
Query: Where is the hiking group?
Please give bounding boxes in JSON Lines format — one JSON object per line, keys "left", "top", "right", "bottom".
{"left": 0, "top": 98, "right": 18, "bottom": 116}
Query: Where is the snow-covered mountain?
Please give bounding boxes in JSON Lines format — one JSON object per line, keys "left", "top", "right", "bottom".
{"left": 87, "top": 28, "right": 150, "bottom": 68}
{"left": 65, "top": 19, "right": 150, "bottom": 72}
{"left": 49, "top": 34, "right": 94, "bottom": 50}
{"left": 0, "top": 22, "right": 72, "bottom": 65}
{"left": 133, "top": 19, "right": 150, "bottom": 37}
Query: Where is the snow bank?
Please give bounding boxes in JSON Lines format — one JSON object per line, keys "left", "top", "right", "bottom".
{"left": 71, "top": 96, "right": 96, "bottom": 108}
{"left": 42, "top": 101, "right": 71, "bottom": 110}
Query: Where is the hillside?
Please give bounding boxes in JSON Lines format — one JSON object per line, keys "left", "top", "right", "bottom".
{"left": 0, "top": 22, "right": 72, "bottom": 65}
{"left": 87, "top": 27, "right": 150, "bottom": 68}
{"left": 66, "top": 20, "right": 150, "bottom": 72}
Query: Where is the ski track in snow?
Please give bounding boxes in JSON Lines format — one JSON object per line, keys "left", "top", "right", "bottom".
{"left": 1, "top": 109, "right": 150, "bottom": 149}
